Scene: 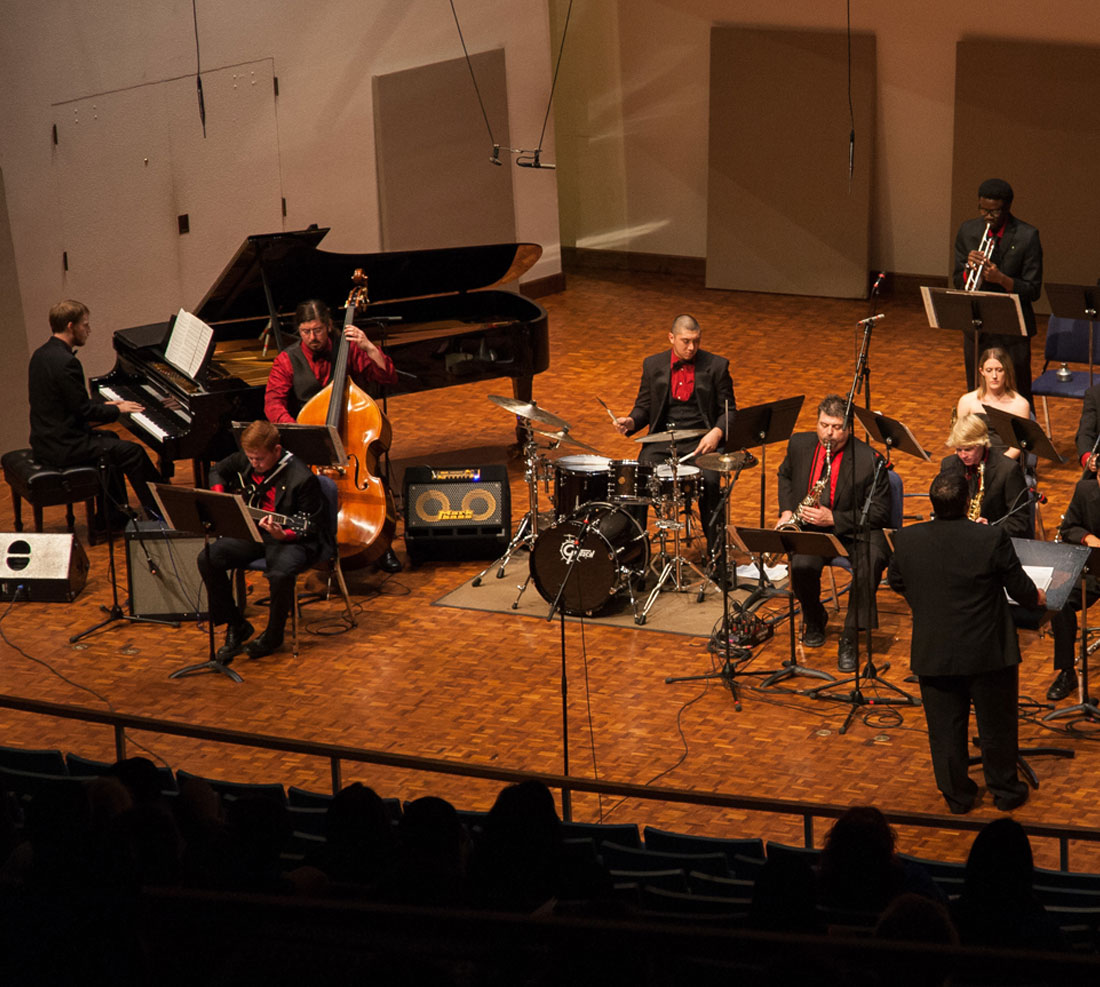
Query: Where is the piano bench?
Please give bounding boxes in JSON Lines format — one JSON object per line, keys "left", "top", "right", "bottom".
{"left": 1, "top": 450, "right": 100, "bottom": 546}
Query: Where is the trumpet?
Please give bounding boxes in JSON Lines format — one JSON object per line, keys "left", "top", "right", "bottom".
{"left": 965, "top": 222, "right": 995, "bottom": 291}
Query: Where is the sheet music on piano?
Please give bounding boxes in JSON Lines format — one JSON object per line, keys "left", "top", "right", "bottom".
{"left": 164, "top": 309, "right": 215, "bottom": 381}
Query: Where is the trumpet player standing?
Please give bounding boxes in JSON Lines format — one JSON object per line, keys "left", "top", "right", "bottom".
{"left": 939, "top": 414, "right": 1030, "bottom": 539}
{"left": 951, "top": 178, "right": 1043, "bottom": 405}
{"left": 776, "top": 396, "right": 891, "bottom": 671}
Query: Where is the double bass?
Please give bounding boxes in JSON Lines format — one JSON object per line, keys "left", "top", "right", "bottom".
{"left": 298, "top": 270, "right": 396, "bottom": 567}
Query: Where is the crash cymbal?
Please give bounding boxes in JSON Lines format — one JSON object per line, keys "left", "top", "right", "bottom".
{"left": 536, "top": 430, "right": 603, "bottom": 455}
{"left": 694, "top": 450, "right": 759, "bottom": 472}
{"left": 635, "top": 428, "right": 708, "bottom": 445}
{"left": 487, "top": 394, "right": 570, "bottom": 431}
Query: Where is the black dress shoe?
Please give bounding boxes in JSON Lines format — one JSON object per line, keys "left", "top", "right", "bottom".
{"left": 837, "top": 633, "right": 857, "bottom": 672}
{"left": 216, "top": 620, "right": 254, "bottom": 664}
{"left": 995, "top": 783, "right": 1029, "bottom": 812}
{"left": 244, "top": 628, "right": 284, "bottom": 659}
{"left": 802, "top": 604, "right": 827, "bottom": 648}
{"left": 377, "top": 548, "right": 403, "bottom": 573}
{"left": 1046, "top": 668, "right": 1075, "bottom": 702}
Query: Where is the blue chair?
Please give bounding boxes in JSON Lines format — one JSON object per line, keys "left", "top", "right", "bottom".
{"left": 1031, "top": 316, "right": 1100, "bottom": 437}
{"left": 235, "top": 474, "right": 355, "bottom": 657}
{"left": 826, "top": 467, "right": 903, "bottom": 612}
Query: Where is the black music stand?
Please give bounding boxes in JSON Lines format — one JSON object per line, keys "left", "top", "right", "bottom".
{"left": 152, "top": 483, "right": 262, "bottom": 684}
{"left": 922, "top": 286, "right": 1027, "bottom": 390}
{"left": 852, "top": 407, "right": 931, "bottom": 465}
{"left": 1044, "top": 543, "right": 1100, "bottom": 728}
{"left": 1046, "top": 283, "right": 1100, "bottom": 388}
{"left": 731, "top": 527, "right": 841, "bottom": 688}
{"left": 981, "top": 404, "right": 1065, "bottom": 466}
{"left": 231, "top": 421, "right": 346, "bottom": 468}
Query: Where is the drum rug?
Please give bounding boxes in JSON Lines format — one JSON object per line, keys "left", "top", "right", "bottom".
{"left": 434, "top": 565, "right": 765, "bottom": 638}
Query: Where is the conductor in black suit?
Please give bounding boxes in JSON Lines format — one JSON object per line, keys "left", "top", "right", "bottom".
{"left": 614, "top": 314, "right": 735, "bottom": 553}
{"left": 939, "top": 414, "right": 1030, "bottom": 538}
{"left": 27, "top": 299, "right": 162, "bottom": 524}
{"left": 888, "top": 472, "right": 1044, "bottom": 814}
{"left": 952, "top": 178, "right": 1043, "bottom": 404}
{"left": 776, "top": 395, "right": 891, "bottom": 672}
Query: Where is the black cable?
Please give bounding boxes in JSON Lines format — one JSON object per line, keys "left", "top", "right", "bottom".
{"left": 448, "top": 0, "right": 496, "bottom": 146}
{"left": 192, "top": 0, "right": 206, "bottom": 137}
{"left": 533, "top": 0, "right": 575, "bottom": 155}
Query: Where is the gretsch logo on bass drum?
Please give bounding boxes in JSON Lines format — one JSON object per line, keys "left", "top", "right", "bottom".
{"left": 558, "top": 539, "right": 596, "bottom": 564}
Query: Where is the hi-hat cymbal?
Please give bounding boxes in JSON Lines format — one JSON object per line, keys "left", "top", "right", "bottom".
{"left": 694, "top": 450, "right": 759, "bottom": 472}
{"left": 536, "top": 430, "right": 603, "bottom": 455}
{"left": 487, "top": 394, "right": 570, "bottom": 431}
{"left": 635, "top": 428, "right": 708, "bottom": 445}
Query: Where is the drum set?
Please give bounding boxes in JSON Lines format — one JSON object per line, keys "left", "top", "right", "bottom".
{"left": 472, "top": 394, "right": 754, "bottom": 624}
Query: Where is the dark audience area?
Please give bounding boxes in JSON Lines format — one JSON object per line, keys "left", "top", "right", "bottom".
{"left": 2, "top": 748, "right": 1100, "bottom": 985}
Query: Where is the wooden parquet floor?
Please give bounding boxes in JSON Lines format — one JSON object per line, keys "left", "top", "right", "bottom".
{"left": 3, "top": 269, "right": 1100, "bottom": 872}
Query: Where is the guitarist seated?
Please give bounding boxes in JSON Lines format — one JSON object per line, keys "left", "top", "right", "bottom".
{"left": 197, "top": 419, "right": 331, "bottom": 662}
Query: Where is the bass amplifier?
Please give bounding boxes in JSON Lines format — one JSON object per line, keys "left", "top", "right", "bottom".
{"left": 125, "top": 521, "right": 208, "bottom": 620}
{"left": 0, "top": 533, "right": 88, "bottom": 602}
{"left": 403, "top": 465, "right": 511, "bottom": 563}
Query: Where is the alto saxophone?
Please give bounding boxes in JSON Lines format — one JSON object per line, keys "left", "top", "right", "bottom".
{"left": 764, "top": 441, "right": 832, "bottom": 565}
{"left": 967, "top": 462, "right": 985, "bottom": 521}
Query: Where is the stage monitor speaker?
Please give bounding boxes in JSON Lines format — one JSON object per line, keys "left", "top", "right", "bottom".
{"left": 125, "top": 521, "right": 207, "bottom": 620}
{"left": 403, "top": 465, "right": 511, "bottom": 563}
{"left": 0, "top": 533, "right": 88, "bottom": 602}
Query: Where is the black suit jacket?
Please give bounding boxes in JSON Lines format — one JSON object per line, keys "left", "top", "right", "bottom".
{"left": 28, "top": 335, "right": 121, "bottom": 467}
{"left": 209, "top": 450, "right": 332, "bottom": 557}
{"left": 938, "top": 451, "right": 1029, "bottom": 538}
{"left": 889, "top": 518, "right": 1038, "bottom": 676}
{"left": 626, "top": 349, "right": 735, "bottom": 441}
{"left": 777, "top": 432, "right": 890, "bottom": 538}
{"left": 952, "top": 214, "right": 1043, "bottom": 336}
{"left": 1058, "top": 477, "right": 1100, "bottom": 546}
{"left": 1075, "top": 383, "right": 1100, "bottom": 465}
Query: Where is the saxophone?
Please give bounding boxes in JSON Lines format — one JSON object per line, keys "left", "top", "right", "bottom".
{"left": 967, "top": 462, "right": 985, "bottom": 521}
{"left": 764, "top": 442, "right": 831, "bottom": 565}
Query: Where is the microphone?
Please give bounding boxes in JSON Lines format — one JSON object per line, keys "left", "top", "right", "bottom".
{"left": 516, "top": 150, "right": 556, "bottom": 170}
{"left": 857, "top": 314, "right": 886, "bottom": 326}
{"left": 489, "top": 144, "right": 502, "bottom": 166}
{"left": 871, "top": 271, "right": 885, "bottom": 294}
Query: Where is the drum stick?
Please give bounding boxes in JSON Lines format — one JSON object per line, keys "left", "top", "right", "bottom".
{"left": 595, "top": 396, "right": 619, "bottom": 425}
{"left": 679, "top": 452, "right": 695, "bottom": 463}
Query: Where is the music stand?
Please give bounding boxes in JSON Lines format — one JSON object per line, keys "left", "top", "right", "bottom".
{"left": 731, "top": 527, "right": 841, "bottom": 688}
{"left": 1044, "top": 543, "right": 1100, "bottom": 727}
{"left": 980, "top": 404, "right": 1065, "bottom": 465}
{"left": 851, "top": 407, "right": 931, "bottom": 464}
{"left": 1046, "top": 283, "right": 1100, "bottom": 388}
{"left": 725, "top": 397, "right": 805, "bottom": 528}
{"left": 152, "top": 483, "right": 262, "bottom": 683}
{"left": 922, "top": 287, "right": 1026, "bottom": 390}
{"left": 231, "top": 421, "right": 346, "bottom": 468}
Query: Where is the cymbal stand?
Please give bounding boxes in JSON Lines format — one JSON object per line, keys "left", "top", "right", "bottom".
{"left": 637, "top": 445, "right": 713, "bottom": 624}
{"left": 472, "top": 417, "right": 552, "bottom": 608}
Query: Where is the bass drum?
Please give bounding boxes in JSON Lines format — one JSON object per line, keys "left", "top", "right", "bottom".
{"left": 530, "top": 502, "right": 650, "bottom": 616}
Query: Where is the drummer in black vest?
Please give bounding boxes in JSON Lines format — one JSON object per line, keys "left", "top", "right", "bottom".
{"left": 614, "top": 314, "right": 736, "bottom": 557}
{"left": 264, "top": 298, "right": 402, "bottom": 572}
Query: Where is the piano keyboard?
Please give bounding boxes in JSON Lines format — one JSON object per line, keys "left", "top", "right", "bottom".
{"left": 98, "top": 384, "right": 191, "bottom": 443}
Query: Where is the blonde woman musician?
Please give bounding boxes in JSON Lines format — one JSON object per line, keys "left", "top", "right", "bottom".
{"left": 940, "top": 415, "right": 1029, "bottom": 539}
{"left": 955, "top": 347, "right": 1030, "bottom": 461}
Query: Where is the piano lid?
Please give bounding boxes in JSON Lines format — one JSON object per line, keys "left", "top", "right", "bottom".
{"left": 194, "top": 227, "right": 543, "bottom": 325}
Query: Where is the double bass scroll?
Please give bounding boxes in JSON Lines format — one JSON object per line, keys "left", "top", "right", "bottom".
{"left": 298, "top": 269, "right": 396, "bottom": 567}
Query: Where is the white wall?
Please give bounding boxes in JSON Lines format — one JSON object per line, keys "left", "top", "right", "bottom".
{"left": 550, "top": 0, "right": 1100, "bottom": 278}
{"left": 0, "top": 0, "right": 561, "bottom": 376}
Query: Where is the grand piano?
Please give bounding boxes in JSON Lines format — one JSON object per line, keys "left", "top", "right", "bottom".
{"left": 92, "top": 228, "right": 550, "bottom": 479}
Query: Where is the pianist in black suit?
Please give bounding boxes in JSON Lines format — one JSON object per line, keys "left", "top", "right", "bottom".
{"left": 264, "top": 298, "right": 402, "bottom": 574}
{"left": 197, "top": 420, "right": 330, "bottom": 661}
{"left": 28, "top": 299, "right": 162, "bottom": 524}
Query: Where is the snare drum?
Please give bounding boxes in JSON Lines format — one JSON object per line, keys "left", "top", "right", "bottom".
{"left": 607, "top": 459, "right": 653, "bottom": 502}
{"left": 652, "top": 463, "right": 701, "bottom": 502}
{"left": 554, "top": 455, "right": 611, "bottom": 517}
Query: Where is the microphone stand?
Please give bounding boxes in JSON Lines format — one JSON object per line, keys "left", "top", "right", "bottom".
{"left": 70, "top": 463, "right": 179, "bottom": 644}
{"left": 805, "top": 314, "right": 916, "bottom": 731}
{"left": 543, "top": 507, "right": 600, "bottom": 822}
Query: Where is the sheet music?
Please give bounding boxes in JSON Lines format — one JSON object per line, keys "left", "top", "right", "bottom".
{"left": 165, "top": 308, "right": 214, "bottom": 380}
{"left": 1006, "top": 564, "right": 1053, "bottom": 605}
